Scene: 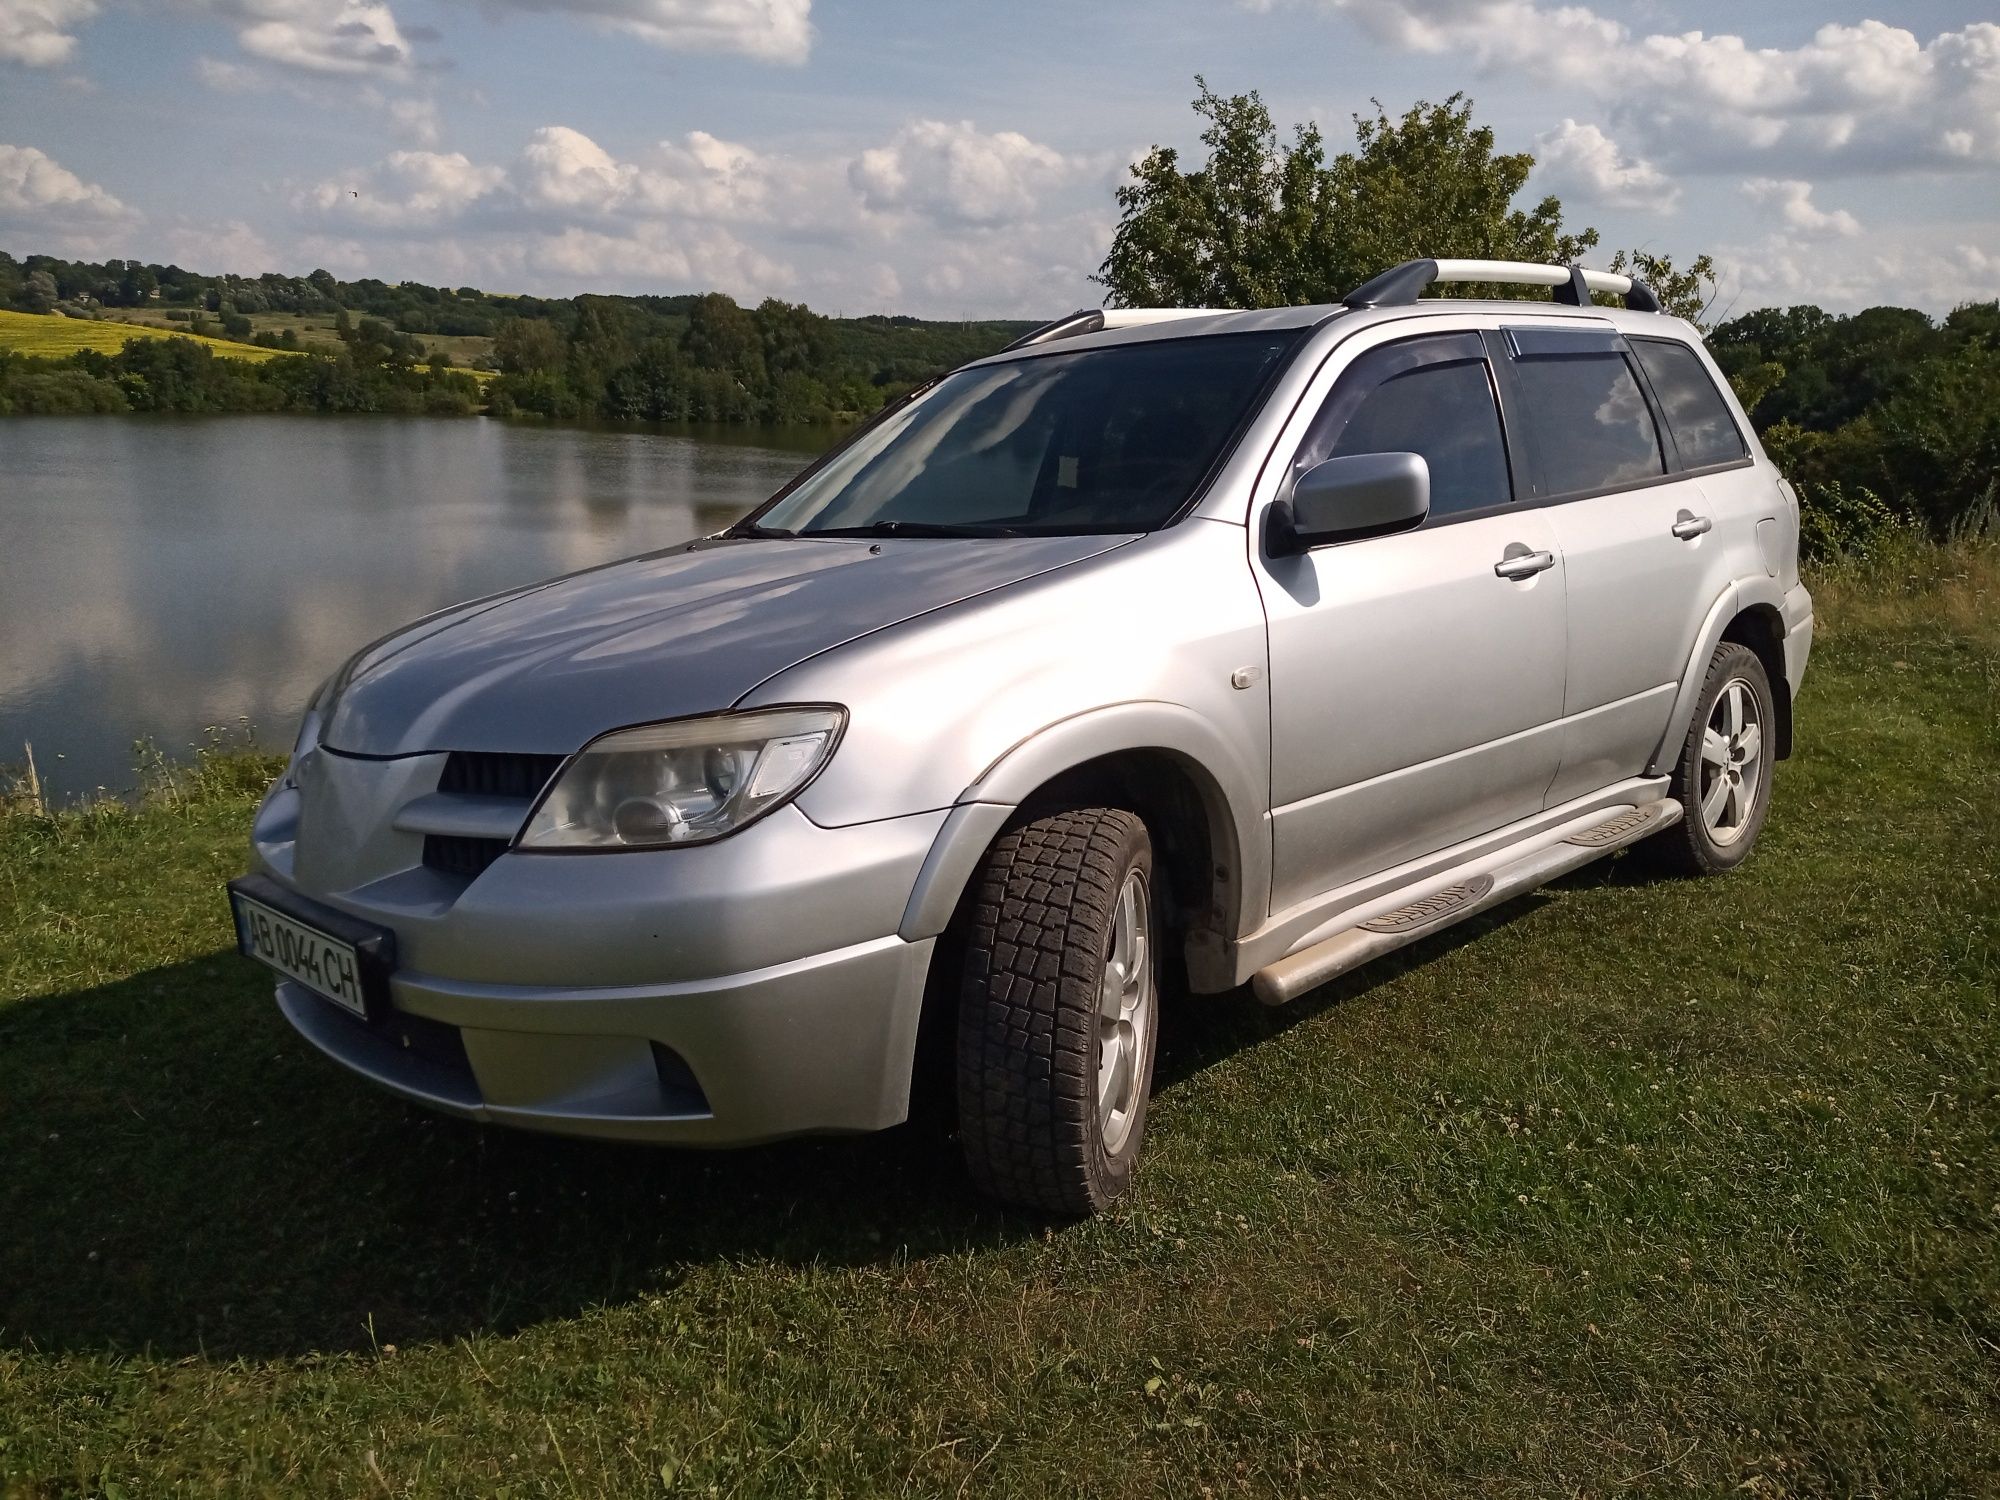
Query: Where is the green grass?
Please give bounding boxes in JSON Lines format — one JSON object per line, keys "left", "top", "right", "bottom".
{"left": 96, "top": 309, "right": 498, "bottom": 371}
{"left": 0, "top": 308, "right": 297, "bottom": 363}
{"left": 2, "top": 545, "right": 1996, "bottom": 1497}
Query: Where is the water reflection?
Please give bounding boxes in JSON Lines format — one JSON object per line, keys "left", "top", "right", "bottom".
{"left": 0, "top": 415, "right": 828, "bottom": 801}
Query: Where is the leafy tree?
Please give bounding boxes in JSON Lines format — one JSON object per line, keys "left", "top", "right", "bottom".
{"left": 754, "top": 298, "right": 836, "bottom": 378}
{"left": 682, "top": 293, "right": 766, "bottom": 386}
{"left": 21, "top": 271, "right": 57, "bottom": 313}
{"left": 1098, "top": 85, "right": 1607, "bottom": 310}
{"left": 1605, "top": 249, "right": 1717, "bottom": 325}
{"left": 493, "top": 316, "right": 565, "bottom": 376}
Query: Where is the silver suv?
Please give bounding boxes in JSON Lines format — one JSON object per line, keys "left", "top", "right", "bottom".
{"left": 230, "top": 258, "right": 1813, "bottom": 1214}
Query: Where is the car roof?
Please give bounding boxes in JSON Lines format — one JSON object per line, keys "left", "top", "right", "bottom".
{"left": 968, "top": 297, "right": 1700, "bottom": 367}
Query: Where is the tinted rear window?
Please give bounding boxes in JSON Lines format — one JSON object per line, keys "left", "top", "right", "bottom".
{"left": 1509, "top": 350, "right": 1665, "bottom": 497}
{"left": 1632, "top": 338, "right": 1748, "bottom": 470}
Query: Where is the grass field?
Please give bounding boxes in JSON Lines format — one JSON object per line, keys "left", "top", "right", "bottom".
{"left": 0, "top": 308, "right": 297, "bottom": 363}
{"left": 95, "top": 309, "right": 498, "bottom": 369}
{"left": 1, "top": 545, "right": 1995, "bottom": 1497}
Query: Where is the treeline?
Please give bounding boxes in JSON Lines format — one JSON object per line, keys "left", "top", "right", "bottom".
{"left": 1708, "top": 301, "right": 2000, "bottom": 553}
{"left": 0, "top": 248, "right": 1033, "bottom": 409}
{"left": 482, "top": 293, "right": 1022, "bottom": 425}
{"left": 1, "top": 250, "right": 565, "bottom": 333}
{"left": 0, "top": 322, "right": 480, "bottom": 416}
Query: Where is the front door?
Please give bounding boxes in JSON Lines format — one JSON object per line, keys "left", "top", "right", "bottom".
{"left": 1259, "top": 330, "right": 1568, "bottom": 912}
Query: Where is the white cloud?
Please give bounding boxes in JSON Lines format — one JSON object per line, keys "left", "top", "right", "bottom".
{"left": 1531, "top": 120, "right": 1677, "bottom": 210}
{"left": 1741, "top": 178, "right": 1860, "bottom": 238}
{"left": 1721, "top": 229, "right": 2000, "bottom": 313}
{"left": 1275, "top": 5, "right": 2000, "bottom": 172}
{"left": 0, "top": 141, "right": 129, "bottom": 220}
{"left": 513, "top": 125, "right": 781, "bottom": 218}
{"left": 850, "top": 119, "right": 1093, "bottom": 228}
{"left": 514, "top": 125, "right": 636, "bottom": 213}
{"left": 160, "top": 216, "right": 279, "bottom": 272}
{"left": 0, "top": 0, "right": 98, "bottom": 66}
{"left": 287, "top": 117, "right": 1110, "bottom": 317}
{"left": 523, "top": 223, "right": 790, "bottom": 299}
{"left": 307, "top": 125, "right": 783, "bottom": 227}
{"left": 473, "top": 0, "right": 811, "bottom": 64}
{"left": 300, "top": 149, "right": 503, "bottom": 227}
{"left": 371, "top": 90, "right": 440, "bottom": 146}
{"left": 180, "top": 0, "right": 414, "bottom": 75}
{"left": 0, "top": 142, "right": 136, "bottom": 257}
{"left": 194, "top": 53, "right": 272, "bottom": 90}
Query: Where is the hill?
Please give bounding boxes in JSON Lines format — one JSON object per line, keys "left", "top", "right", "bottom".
{"left": 0, "top": 307, "right": 297, "bottom": 363}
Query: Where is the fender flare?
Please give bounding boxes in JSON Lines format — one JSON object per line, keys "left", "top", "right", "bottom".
{"left": 1646, "top": 575, "right": 1789, "bottom": 776}
{"left": 898, "top": 702, "right": 1267, "bottom": 964}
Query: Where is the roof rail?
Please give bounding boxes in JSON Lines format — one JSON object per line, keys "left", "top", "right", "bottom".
{"left": 1003, "top": 306, "right": 1228, "bottom": 352}
{"left": 1341, "top": 258, "right": 1663, "bottom": 314}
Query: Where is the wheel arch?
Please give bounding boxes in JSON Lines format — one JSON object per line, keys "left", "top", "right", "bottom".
{"left": 898, "top": 704, "right": 1265, "bottom": 993}
{"left": 1721, "top": 603, "right": 1793, "bottom": 760}
{"left": 1648, "top": 579, "right": 1795, "bottom": 776}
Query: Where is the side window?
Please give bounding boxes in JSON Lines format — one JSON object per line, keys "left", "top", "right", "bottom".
{"left": 1294, "top": 333, "right": 1512, "bottom": 521}
{"left": 1507, "top": 348, "right": 1665, "bottom": 497}
{"left": 1631, "top": 338, "right": 1749, "bottom": 471}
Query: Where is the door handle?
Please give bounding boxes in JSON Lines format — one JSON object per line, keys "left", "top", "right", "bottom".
{"left": 1493, "top": 549, "right": 1556, "bottom": 580}
{"left": 1672, "top": 514, "right": 1713, "bottom": 540}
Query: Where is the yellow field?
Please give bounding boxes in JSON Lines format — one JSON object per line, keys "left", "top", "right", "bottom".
{"left": 0, "top": 308, "right": 296, "bottom": 363}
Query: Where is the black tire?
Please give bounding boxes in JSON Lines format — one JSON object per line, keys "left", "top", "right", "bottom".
{"left": 1646, "top": 641, "right": 1776, "bottom": 877}
{"left": 955, "top": 808, "right": 1159, "bottom": 1215}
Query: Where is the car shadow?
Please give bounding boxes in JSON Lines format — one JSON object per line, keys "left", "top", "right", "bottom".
{"left": 3, "top": 850, "right": 1644, "bottom": 1362}
{"left": 2, "top": 950, "right": 1031, "bottom": 1361}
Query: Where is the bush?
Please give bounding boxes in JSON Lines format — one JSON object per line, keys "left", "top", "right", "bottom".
{"left": 1795, "top": 481, "right": 1919, "bottom": 563}
{"left": 0, "top": 367, "right": 128, "bottom": 413}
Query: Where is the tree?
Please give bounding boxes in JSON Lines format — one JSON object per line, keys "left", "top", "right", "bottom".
{"left": 1097, "top": 83, "right": 1712, "bottom": 317}
{"left": 681, "top": 293, "right": 765, "bottom": 386}
{"left": 493, "top": 316, "right": 565, "bottom": 376}
{"left": 754, "top": 298, "right": 835, "bottom": 378}
{"left": 21, "top": 270, "right": 57, "bottom": 313}
{"left": 1606, "top": 249, "right": 1717, "bottom": 325}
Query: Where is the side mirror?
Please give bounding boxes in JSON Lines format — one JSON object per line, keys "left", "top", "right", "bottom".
{"left": 1268, "top": 452, "right": 1430, "bottom": 555}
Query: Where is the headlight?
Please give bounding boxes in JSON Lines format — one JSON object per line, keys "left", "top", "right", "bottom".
{"left": 520, "top": 706, "right": 846, "bottom": 850}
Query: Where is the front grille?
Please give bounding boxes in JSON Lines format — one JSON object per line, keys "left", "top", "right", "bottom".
{"left": 424, "top": 833, "right": 513, "bottom": 880}
{"left": 436, "top": 750, "right": 566, "bottom": 800}
{"left": 421, "top": 751, "right": 566, "bottom": 882}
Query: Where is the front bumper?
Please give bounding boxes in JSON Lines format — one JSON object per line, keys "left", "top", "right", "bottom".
{"left": 249, "top": 763, "right": 951, "bottom": 1145}
{"left": 273, "top": 930, "right": 935, "bottom": 1144}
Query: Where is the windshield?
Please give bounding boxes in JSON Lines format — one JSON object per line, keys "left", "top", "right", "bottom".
{"left": 754, "top": 332, "right": 1296, "bottom": 537}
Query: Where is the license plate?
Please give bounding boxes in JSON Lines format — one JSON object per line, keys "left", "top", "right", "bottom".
{"left": 228, "top": 877, "right": 393, "bottom": 1020}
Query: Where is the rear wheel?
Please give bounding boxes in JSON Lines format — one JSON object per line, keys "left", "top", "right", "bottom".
{"left": 1647, "top": 642, "right": 1775, "bottom": 876}
{"left": 955, "top": 808, "right": 1159, "bottom": 1215}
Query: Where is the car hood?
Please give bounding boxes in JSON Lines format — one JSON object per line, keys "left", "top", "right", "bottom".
{"left": 321, "top": 533, "right": 1131, "bottom": 756}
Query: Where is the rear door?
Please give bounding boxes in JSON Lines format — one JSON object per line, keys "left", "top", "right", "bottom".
{"left": 1258, "top": 328, "right": 1567, "bottom": 911}
{"left": 1493, "top": 327, "right": 1742, "bottom": 806}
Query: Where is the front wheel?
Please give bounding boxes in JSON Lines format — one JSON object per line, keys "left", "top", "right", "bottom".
{"left": 1647, "top": 641, "right": 1776, "bottom": 876}
{"left": 955, "top": 808, "right": 1159, "bottom": 1215}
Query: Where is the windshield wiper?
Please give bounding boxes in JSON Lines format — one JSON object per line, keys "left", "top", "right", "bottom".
{"left": 807, "top": 520, "right": 1025, "bottom": 539}
{"left": 722, "top": 519, "right": 797, "bottom": 539}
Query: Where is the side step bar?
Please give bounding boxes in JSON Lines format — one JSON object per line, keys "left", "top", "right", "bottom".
{"left": 1251, "top": 800, "right": 1680, "bottom": 1007}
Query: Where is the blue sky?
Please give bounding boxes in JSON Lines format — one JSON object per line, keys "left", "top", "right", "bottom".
{"left": 2, "top": 1, "right": 1996, "bottom": 317}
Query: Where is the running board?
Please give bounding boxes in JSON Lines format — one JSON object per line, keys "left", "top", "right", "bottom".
{"left": 1251, "top": 800, "right": 1680, "bottom": 1007}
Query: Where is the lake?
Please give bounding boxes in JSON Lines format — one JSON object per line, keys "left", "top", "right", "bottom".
{"left": 1, "top": 415, "right": 832, "bottom": 802}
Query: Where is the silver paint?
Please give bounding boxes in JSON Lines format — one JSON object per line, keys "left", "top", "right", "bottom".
{"left": 247, "top": 295, "right": 1813, "bottom": 1146}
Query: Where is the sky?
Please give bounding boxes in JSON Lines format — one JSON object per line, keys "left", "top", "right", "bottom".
{"left": 1, "top": 0, "right": 1996, "bottom": 320}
